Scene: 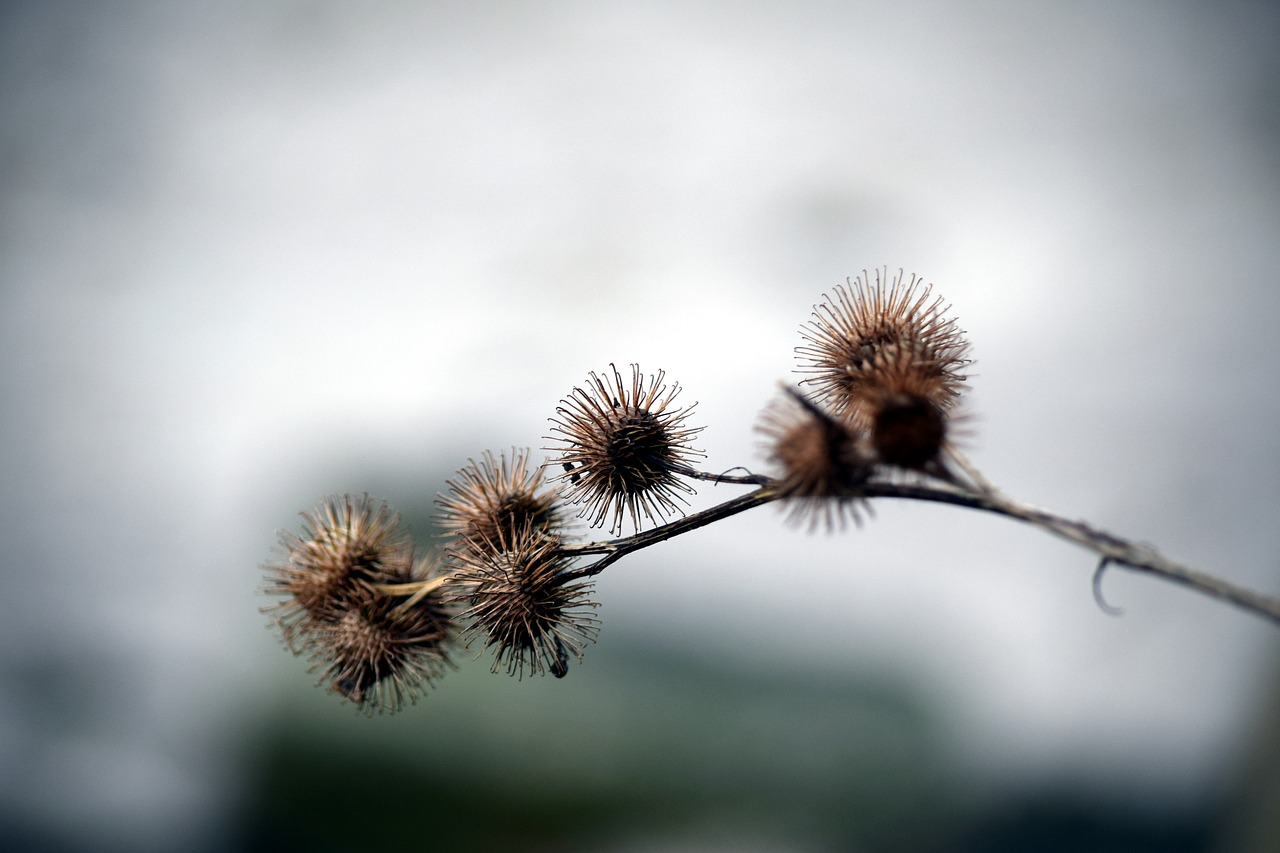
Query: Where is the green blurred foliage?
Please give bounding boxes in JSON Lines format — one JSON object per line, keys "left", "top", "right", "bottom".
{"left": 235, "top": 634, "right": 1220, "bottom": 852}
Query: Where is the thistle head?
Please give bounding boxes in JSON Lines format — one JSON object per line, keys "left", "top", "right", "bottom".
{"left": 855, "top": 353, "right": 954, "bottom": 470}
{"left": 262, "top": 494, "right": 414, "bottom": 651}
{"left": 448, "top": 525, "right": 600, "bottom": 679}
{"left": 437, "top": 449, "right": 565, "bottom": 557}
{"left": 306, "top": 555, "right": 456, "bottom": 714}
{"left": 546, "top": 363, "right": 704, "bottom": 534}
{"left": 756, "top": 386, "right": 874, "bottom": 530}
{"left": 796, "top": 268, "right": 970, "bottom": 426}
{"left": 263, "top": 497, "right": 457, "bottom": 713}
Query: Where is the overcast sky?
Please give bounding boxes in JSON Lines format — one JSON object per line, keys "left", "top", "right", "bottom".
{"left": 3, "top": 1, "right": 1279, "bottom": 849}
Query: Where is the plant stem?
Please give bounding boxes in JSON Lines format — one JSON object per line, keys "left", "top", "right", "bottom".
{"left": 671, "top": 463, "right": 771, "bottom": 485}
{"left": 862, "top": 479, "right": 1280, "bottom": 625}
{"left": 551, "top": 467, "right": 1280, "bottom": 625}
{"left": 556, "top": 487, "right": 778, "bottom": 580}
{"left": 375, "top": 575, "right": 451, "bottom": 610}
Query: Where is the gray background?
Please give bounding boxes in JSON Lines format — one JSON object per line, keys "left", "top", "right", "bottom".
{"left": 3, "top": 1, "right": 1279, "bottom": 850}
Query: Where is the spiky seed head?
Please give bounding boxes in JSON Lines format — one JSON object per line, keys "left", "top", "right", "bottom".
{"left": 757, "top": 387, "right": 874, "bottom": 530}
{"left": 846, "top": 349, "right": 956, "bottom": 470}
{"left": 262, "top": 494, "right": 414, "bottom": 651}
{"left": 437, "top": 449, "right": 564, "bottom": 558}
{"left": 546, "top": 363, "right": 704, "bottom": 534}
{"left": 306, "top": 555, "right": 457, "bottom": 715}
{"left": 449, "top": 525, "right": 600, "bottom": 679}
{"left": 796, "top": 268, "right": 971, "bottom": 429}
{"left": 870, "top": 393, "right": 947, "bottom": 470}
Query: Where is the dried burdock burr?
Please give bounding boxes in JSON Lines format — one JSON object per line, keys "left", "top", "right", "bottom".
{"left": 796, "top": 267, "right": 971, "bottom": 431}
{"left": 546, "top": 363, "right": 704, "bottom": 534}
{"left": 449, "top": 524, "right": 600, "bottom": 679}
{"left": 261, "top": 264, "right": 1280, "bottom": 715}
{"left": 437, "top": 448, "right": 564, "bottom": 557}
{"left": 871, "top": 392, "right": 948, "bottom": 470}
{"left": 306, "top": 554, "right": 456, "bottom": 714}
{"left": 757, "top": 386, "right": 874, "bottom": 529}
{"left": 262, "top": 494, "right": 414, "bottom": 651}
{"left": 854, "top": 354, "right": 958, "bottom": 471}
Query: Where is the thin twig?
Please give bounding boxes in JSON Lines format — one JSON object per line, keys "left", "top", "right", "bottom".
{"left": 861, "top": 478, "right": 1280, "bottom": 625}
{"left": 375, "top": 575, "right": 451, "bottom": 611}
{"left": 550, "top": 466, "right": 1280, "bottom": 625}
{"left": 671, "top": 464, "right": 771, "bottom": 486}
{"left": 944, "top": 444, "right": 1003, "bottom": 499}
{"left": 556, "top": 487, "right": 778, "bottom": 581}
{"left": 1092, "top": 558, "right": 1125, "bottom": 617}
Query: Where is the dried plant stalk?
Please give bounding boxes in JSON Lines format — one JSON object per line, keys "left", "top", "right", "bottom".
{"left": 262, "top": 267, "right": 1280, "bottom": 714}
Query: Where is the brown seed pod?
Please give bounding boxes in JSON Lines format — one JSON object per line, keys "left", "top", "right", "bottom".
{"left": 306, "top": 555, "right": 457, "bottom": 715}
{"left": 449, "top": 525, "right": 600, "bottom": 679}
{"left": 756, "top": 386, "right": 874, "bottom": 530}
{"left": 853, "top": 352, "right": 956, "bottom": 471}
{"left": 546, "top": 363, "right": 704, "bottom": 534}
{"left": 871, "top": 393, "right": 947, "bottom": 470}
{"left": 262, "top": 494, "right": 414, "bottom": 652}
{"left": 437, "top": 449, "right": 564, "bottom": 558}
{"left": 796, "top": 268, "right": 971, "bottom": 430}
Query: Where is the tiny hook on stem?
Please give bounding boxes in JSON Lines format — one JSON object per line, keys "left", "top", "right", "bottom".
{"left": 1092, "top": 557, "right": 1125, "bottom": 617}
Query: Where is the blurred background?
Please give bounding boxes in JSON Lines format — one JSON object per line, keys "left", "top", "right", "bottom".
{"left": 3, "top": 1, "right": 1280, "bottom": 850}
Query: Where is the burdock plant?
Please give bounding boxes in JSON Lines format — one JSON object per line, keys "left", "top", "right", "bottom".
{"left": 262, "top": 495, "right": 454, "bottom": 713}
{"left": 547, "top": 363, "right": 704, "bottom": 534}
{"left": 262, "top": 266, "right": 1280, "bottom": 713}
